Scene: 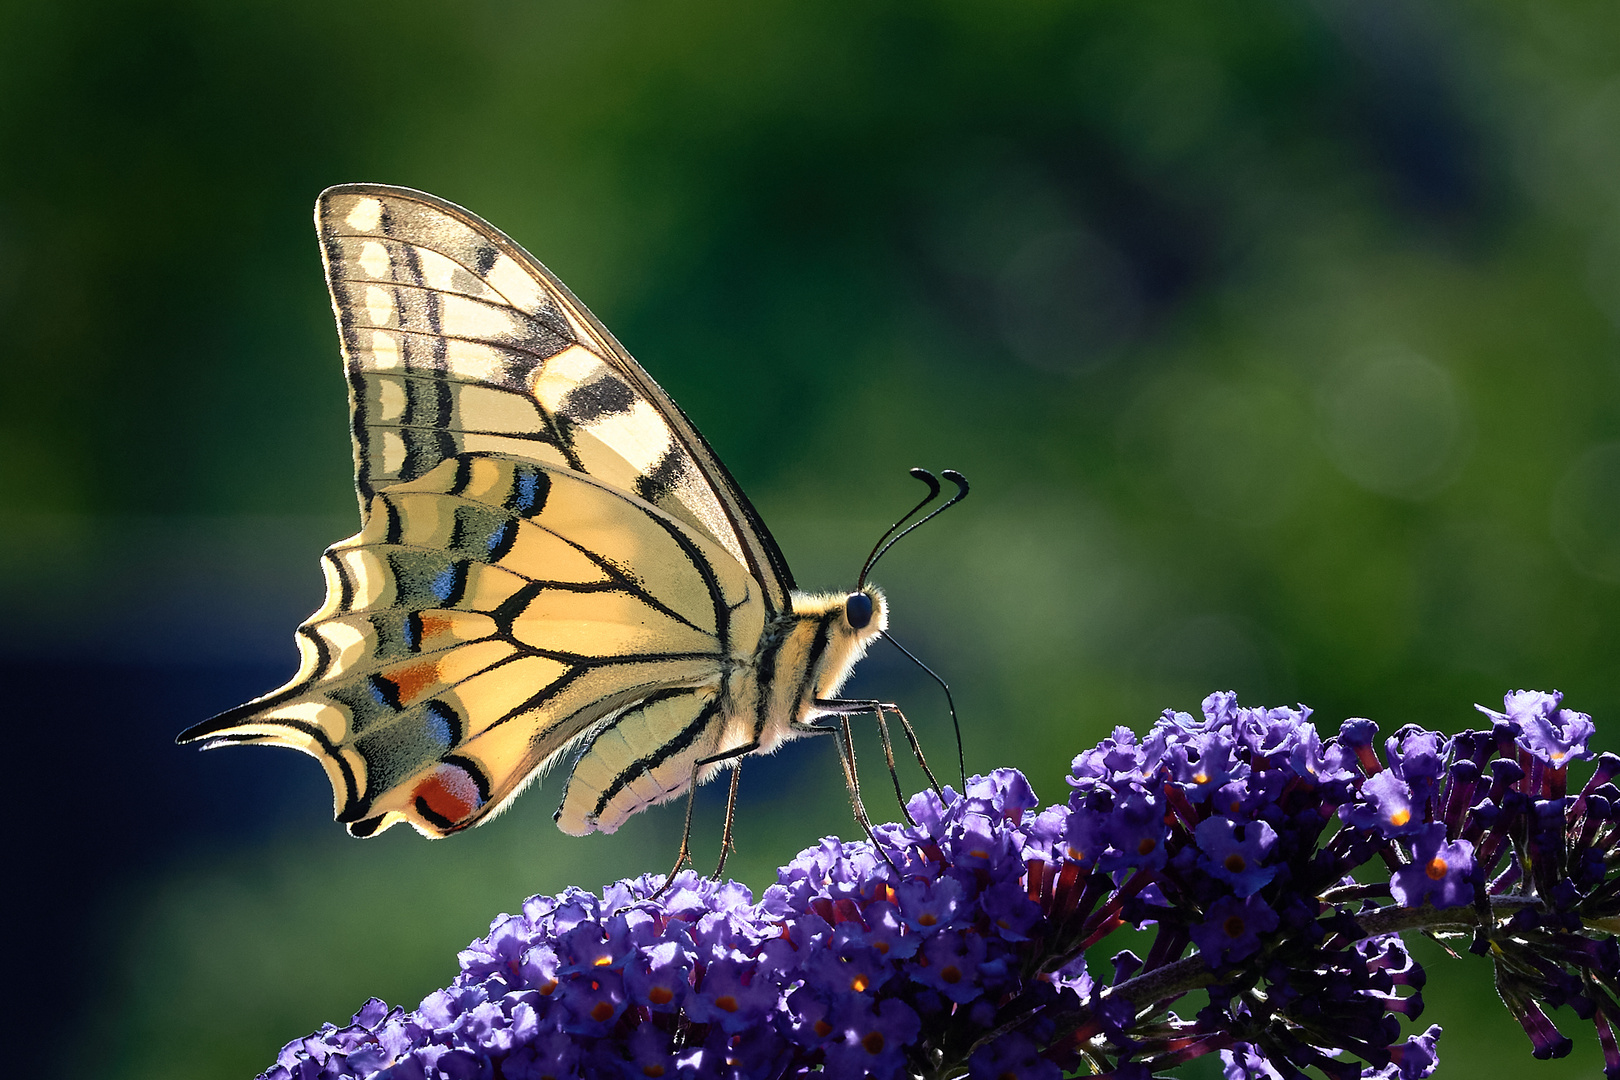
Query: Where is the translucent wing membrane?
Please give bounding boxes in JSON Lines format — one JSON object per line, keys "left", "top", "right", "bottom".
{"left": 181, "top": 456, "right": 765, "bottom": 838}
{"left": 315, "top": 184, "right": 793, "bottom": 612}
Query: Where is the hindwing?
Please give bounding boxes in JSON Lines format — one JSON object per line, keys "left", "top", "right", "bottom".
{"left": 182, "top": 455, "right": 766, "bottom": 837}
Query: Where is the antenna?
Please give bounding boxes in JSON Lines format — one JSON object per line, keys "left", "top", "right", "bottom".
{"left": 857, "top": 468, "right": 940, "bottom": 587}
{"left": 857, "top": 468, "right": 970, "bottom": 587}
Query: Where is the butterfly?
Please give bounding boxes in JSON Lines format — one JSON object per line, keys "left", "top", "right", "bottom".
{"left": 178, "top": 184, "right": 966, "bottom": 872}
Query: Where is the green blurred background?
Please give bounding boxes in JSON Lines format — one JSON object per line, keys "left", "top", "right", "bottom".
{"left": 4, "top": 1, "right": 1619, "bottom": 1076}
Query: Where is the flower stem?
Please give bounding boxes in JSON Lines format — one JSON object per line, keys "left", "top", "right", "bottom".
{"left": 1101, "top": 894, "right": 1547, "bottom": 1011}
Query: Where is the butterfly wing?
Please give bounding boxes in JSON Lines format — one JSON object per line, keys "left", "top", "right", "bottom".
{"left": 178, "top": 185, "right": 785, "bottom": 838}
{"left": 316, "top": 184, "right": 793, "bottom": 610}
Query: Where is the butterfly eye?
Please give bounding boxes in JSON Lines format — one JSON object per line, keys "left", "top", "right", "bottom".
{"left": 844, "top": 591, "right": 874, "bottom": 630}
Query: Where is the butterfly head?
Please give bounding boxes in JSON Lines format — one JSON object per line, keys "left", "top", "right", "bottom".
{"left": 830, "top": 585, "right": 888, "bottom": 689}
{"left": 844, "top": 587, "right": 879, "bottom": 631}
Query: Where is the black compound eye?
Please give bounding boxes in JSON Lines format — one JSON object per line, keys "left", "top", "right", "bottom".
{"left": 845, "top": 591, "right": 874, "bottom": 630}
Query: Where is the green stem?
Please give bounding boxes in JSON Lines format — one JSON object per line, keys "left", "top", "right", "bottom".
{"left": 1100, "top": 895, "right": 1546, "bottom": 1012}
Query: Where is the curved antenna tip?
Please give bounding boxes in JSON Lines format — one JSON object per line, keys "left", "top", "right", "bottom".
{"left": 858, "top": 467, "right": 971, "bottom": 585}
{"left": 857, "top": 469, "right": 946, "bottom": 588}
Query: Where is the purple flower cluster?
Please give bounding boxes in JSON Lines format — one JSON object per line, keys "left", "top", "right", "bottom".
{"left": 261, "top": 690, "right": 1620, "bottom": 1080}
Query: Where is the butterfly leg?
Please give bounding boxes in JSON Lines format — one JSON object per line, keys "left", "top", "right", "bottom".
{"left": 867, "top": 704, "right": 915, "bottom": 826}
{"left": 814, "top": 698, "right": 946, "bottom": 818}
{"left": 652, "top": 778, "right": 703, "bottom": 900}
{"left": 806, "top": 701, "right": 914, "bottom": 825}
{"left": 667, "top": 739, "right": 764, "bottom": 882}
{"left": 830, "top": 715, "right": 901, "bottom": 872}
{"left": 711, "top": 763, "right": 744, "bottom": 880}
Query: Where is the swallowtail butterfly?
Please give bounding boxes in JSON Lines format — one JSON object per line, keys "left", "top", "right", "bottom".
{"left": 179, "top": 185, "right": 963, "bottom": 870}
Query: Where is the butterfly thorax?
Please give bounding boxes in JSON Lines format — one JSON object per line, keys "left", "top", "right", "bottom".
{"left": 735, "top": 585, "right": 888, "bottom": 753}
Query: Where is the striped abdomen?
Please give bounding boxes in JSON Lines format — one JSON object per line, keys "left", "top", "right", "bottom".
{"left": 552, "top": 586, "right": 887, "bottom": 836}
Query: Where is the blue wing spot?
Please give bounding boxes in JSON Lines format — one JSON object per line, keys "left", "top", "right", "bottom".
{"left": 367, "top": 674, "right": 402, "bottom": 710}
{"left": 486, "top": 519, "right": 517, "bottom": 560}
{"left": 402, "top": 613, "right": 422, "bottom": 652}
{"left": 423, "top": 701, "right": 460, "bottom": 748}
{"left": 507, "top": 465, "right": 549, "bottom": 517}
{"left": 431, "top": 563, "right": 462, "bottom": 603}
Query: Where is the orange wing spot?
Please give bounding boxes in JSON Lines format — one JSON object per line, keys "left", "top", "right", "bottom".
{"left": 418, "top": 613, "right": 456, "bottom": 646}
{"left": 387, "top": 660, "right": 440, "bottom": 705}
{"left": 413, "top": 763, "right": 483, "bottom": 827}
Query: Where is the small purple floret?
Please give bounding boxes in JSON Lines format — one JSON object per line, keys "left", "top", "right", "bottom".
{"left": 1194, "top": 815, "right": 1278, "bottom": 897}
{"left": 1191, "top": 893, "right": 1280, "bottom": 964}
{"left": 1390, "top": 824, "right": 1476, "bottom": 909}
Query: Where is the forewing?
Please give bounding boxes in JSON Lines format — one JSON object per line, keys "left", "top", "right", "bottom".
{"left": 178, "top": 456, "right": 767, "bottom": 838}
{"left": 315, "top": 183, "right": 793, "bottom": 614}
